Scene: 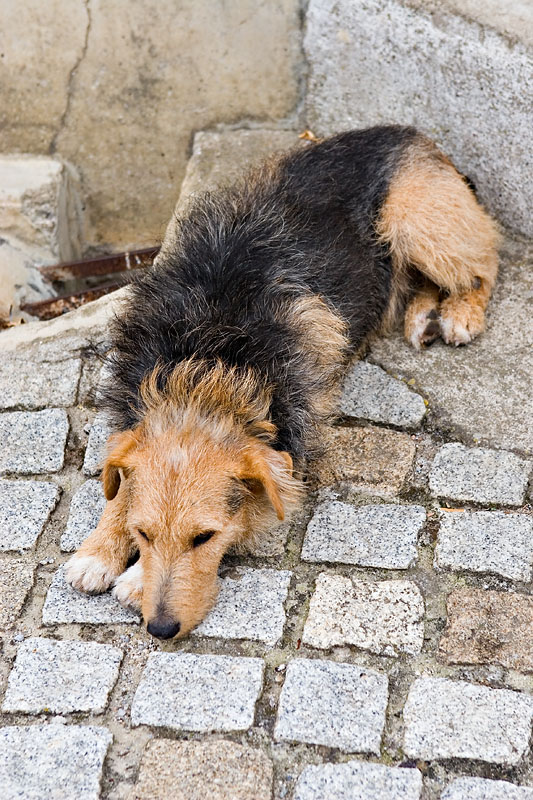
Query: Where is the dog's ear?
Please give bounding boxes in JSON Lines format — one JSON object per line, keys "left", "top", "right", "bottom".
{"left": 241, "top": 444, "right": 295, "bottom": 521}
{"left": 102, "top": 429, "right": 139, "bottom": 500}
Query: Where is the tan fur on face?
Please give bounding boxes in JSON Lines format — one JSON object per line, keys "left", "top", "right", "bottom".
{"left": 98, "top": 364, "right": 302, "bottom": 637}
{"left": 377, "top": 136, "right": 500, "bottom": 335}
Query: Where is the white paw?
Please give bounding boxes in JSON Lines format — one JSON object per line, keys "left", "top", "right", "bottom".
{"left": 64, "top": 554, "right": 118, "bottom": 594}
{"left": 112, "top": 560, "right": 143, "bottom": 611}
{"left": 440, "top": 315, "right": 473, "bottom": 346}
{"left": 407, "top": 311, "right": 441, "bottom": 350}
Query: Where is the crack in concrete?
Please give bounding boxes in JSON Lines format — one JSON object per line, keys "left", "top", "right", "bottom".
{"left": 50, "top": 0, "right": 92, "bottom": 155}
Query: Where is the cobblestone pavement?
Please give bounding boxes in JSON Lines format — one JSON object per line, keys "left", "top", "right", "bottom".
{"left": 0, "top": 233, "right": 532, "bottom": 797}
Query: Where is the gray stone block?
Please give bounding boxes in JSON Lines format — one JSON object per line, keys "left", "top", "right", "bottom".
{"left": 305, "top": 0, "right": 533, "bottom": 237}
{"left": 60, "top": 479, "right": 106, "bottom": 552}
{"left": 194, "top": 567, "right": 291, "bottom": 646}
{"left": 294, "top": 761, "right": 422, "bottom": 800}
{"left": 303, "top": 574, "right": 424, "bottom": 655}
{"left": 2, "top": 637, "right": 122, "bottom": 714}
{"left": 0, "top": 557, "right": 35, "bottom": 627}
{"left": 403, "top": 677, "right": 533, "bottom": 765}
{"left": 442, "top": 778, "right": 533, "bottom": 799}
{"left": 340, "top": 362, "right": 426, "bottom": 428}
{"left": 131, "top": 652, "right": 264, "bottom": 732}
{"left": 430, "top": 443, "right": 531, "bottom": 506}
{"left": 0, "top": 723, "right": 112, "bottom": 800}
{"left": 274, "top": 658, "right": 388, "bottom": 753}
{"left": 83, "top": 412, "right": 112, "bottom": 476}
{"left": 0, "top": 479, "right": 60, "bottom": 551}
{"left": 301, "top": 501, "right": 425, "bottom": 568}
{"left": 435, "top": 510, "right": 533, "bottom": 581}
{"left": 0, "top": 357, "right": 81, "bottom": 410}
{"left": 42, "top": 566, "right": 140, "bottom": 625}
{"left": 0, "top": 409, "right": 69, "bottom": 475}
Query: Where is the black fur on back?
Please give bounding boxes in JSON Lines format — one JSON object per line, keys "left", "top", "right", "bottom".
{"left": 101, "top": 125, "right": 419, "bottom": 464}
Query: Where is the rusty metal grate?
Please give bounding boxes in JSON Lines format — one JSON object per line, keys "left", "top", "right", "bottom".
{"left": 21, "top": 247, "right": 159, "bottom": 320}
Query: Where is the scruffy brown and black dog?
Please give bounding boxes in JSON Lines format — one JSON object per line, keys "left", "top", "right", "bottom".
{"left": 66, "top": 126, "right": 499, "bottom": 639}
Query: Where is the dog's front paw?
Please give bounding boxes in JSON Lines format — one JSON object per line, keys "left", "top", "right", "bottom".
{"left": 112, "top": 561, "right": 143, "bottom": 611}
{"left": 65, "top": 554, "right": 119, "bottom": 594}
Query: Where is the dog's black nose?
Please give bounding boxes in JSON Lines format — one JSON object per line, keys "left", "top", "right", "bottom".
{"left": 146, "top": 617, "right": 181, "bottom": 640}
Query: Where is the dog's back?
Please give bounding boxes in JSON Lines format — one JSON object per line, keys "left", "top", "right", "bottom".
{"left": 102, "top": 124, "right": 499, "bottom": 464}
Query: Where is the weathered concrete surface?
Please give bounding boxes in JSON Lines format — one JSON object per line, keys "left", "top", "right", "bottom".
{"left": 371, "top": 239, "right": 533, "bottom": 454}
{"left": 131, "top": 739, "right": 273, "bottom": 800}
{"left": 0, "top": 156, "right": 83, "bottom": 260}
{"left": 0, "top": 2, "right": 302, "bottom": 248}
{"left": 440, "top": 588, "right": 533, "bottom": 673}
{"left": 305, "top": 0, "right": 533, "bottom": 236}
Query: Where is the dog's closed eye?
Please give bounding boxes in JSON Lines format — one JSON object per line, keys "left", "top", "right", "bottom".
{"left": 192, "top": 530, "right": 216, "bottom": 548}
{"left": 137, "top": 529, "right": 150, "bottom": 542}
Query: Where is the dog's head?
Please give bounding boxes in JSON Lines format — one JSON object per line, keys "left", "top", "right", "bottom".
{"left": 103, "top": 402, "right": 300, "bottom": 639}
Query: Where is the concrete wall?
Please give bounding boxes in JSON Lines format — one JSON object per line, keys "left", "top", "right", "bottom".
{"left": 0, "top": 0, "right": 303, "bottom": 249}
{"left": 304, "top": 0, "right": 533, "bottom": 238}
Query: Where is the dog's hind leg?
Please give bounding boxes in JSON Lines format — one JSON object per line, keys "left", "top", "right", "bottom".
{"left": 377, "top": 136, "right": 500, "bottom": 348}
{"left": 403, "top": 279, "right": 441, "bottom": 350}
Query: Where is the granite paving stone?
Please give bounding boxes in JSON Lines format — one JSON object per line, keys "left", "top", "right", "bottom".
{"left": 83, "top": 412, "right": 112, "bottom": 476}
{"left": 429, "top": 443, "right": 531, "bottom": 506}
{"left": 0, "top": 723, "right": 112, "bottom": 800}
{"left": 60, "top": 479, "right": 106, "bottom": 551}
{"left": 0, "top": 479, "right": 60, "bottom": 550}
{"left": 340, "top": 361, "right": 427, "bottom": 428}
{"left": 131, "top": 739, "right": 273, "bottom": 800}
{"left": 0, "top": 557, "right": 35, "bottom": 627}
{"left": 294, "top": 761, "right": 422, "bottom": 800}
{"left": 442, "top": 777, "right": 533, "bottom": 799}
{"left": 2, "top": 637, "right": 122, "bottom": 714}
{"left": 301, "top": 501, "right": 425, "bottom": 567}
{"left": 42, "top": 565, "right": 140, "bottom": 625}
{"left": 0, "top": 356, "right": 81, "bottom": 410}
{"left": 440, "top": 588, "right": 533, "bottom": 673}
{"left": 274, "top": 658, "right": 388, "bottom": 753}
{"left": 315, "top": 426, "right": 416, "bottom": 494}
{"left": 303, "top": 574, "right": 424, "bottom": 655}
{"left": 403, "top": 677, "right": 533, "bottom": 765}
{"left": 194, "top": 567, "right": 292, "bottom": 645}
{"left": 435, "top": 510, "right": 533, "bottom": 581}
{"left": 131, "top": 653, "right": 264, "bottom": 732}
{"left": 0, "top": 409, "right": 69, "bottom": 475}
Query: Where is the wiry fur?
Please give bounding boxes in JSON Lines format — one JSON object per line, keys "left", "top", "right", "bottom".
{"left": 66, "top": 125, "right": 500, "bottom": 638}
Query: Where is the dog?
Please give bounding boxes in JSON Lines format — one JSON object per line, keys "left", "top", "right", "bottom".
{"left": 65, "top": 125, "right": 499, "bottom": 639}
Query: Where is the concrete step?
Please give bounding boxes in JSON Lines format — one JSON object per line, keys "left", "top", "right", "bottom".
{"left": 304, "top": 0, "right": 533, "bottom": 238}
{"left": 0, "top": 155, "right": 84, "bottom": 323}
